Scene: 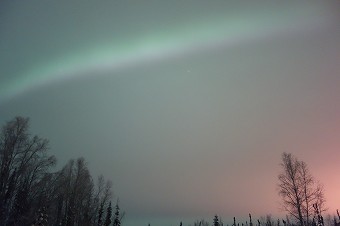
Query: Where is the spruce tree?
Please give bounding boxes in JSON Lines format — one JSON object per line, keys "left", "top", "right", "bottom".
{"left": 98, "top": 202, "right": 104, "bottom": 226}
{"left": 213, "top": 215, "right": 220, "bottom": 226}
{"left": 113, "top": 201, "right": 121, "bottom": 226}
{"left": 104, "top": 202, "right": 112, "bottom": 226}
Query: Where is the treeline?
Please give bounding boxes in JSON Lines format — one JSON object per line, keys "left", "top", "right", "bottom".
{"left": 0, "top": 116, "right": 122, "bottom": 226}
{"left": 188, "top": 214, "right": 283, "bottom": 226}
{"left": 187, "top": 211, "right": 340, "bottom": 226}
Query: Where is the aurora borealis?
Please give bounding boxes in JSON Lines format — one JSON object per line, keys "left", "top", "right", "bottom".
{"left": 1, "top": 1, "right": 337, "bottom": 103}
{"left": 1, "top": 1, "right": 340, "bottom": 225}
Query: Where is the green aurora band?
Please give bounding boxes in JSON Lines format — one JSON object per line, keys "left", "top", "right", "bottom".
{"left": 0, "top": 4, "right": 325, "bottom": 103}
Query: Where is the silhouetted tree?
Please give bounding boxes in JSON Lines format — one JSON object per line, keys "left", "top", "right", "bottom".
{"left": 0, "top": 117, "right": 56, "bottom": 225}
{"left": 8, "top": 181, "right": 30, "bottom": 225}
{"left": 313, "top": 203, "right": 324, "bottom": 226}
{"left": 105, "top": 202, "right": 112, "bottom": 226}
{"left": 214, "top": 215, "right": 220, "bottom": 226}
{"left": 278, "top": 152, "right": 325, "bottom": 226}
{"left": 98, "top": 201, "right": 105, "bottom": 226}
{"left": 113, "top": 201, "right": 121, "bottom": 226}
{"left": 0, "top": 117, "right": 118, "bottom": 226}
{"left": 191, "top": 219, "right": 210, "bottom": 226}
{"left": 263, "top": 215, "right": 274, "bottom": 226}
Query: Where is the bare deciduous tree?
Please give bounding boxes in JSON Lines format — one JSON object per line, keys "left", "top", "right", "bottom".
{"left": 0, "top": 117, "right": 56, "bottom": 225}
{"left": 278, "top": 152, "right": 325, "bottom": 226}
{"left": 0, "top": 117, "right": 116, "bottom": 226}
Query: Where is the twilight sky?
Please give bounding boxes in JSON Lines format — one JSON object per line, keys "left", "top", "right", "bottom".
{"left": 1, "top": 1, "right": 340, "bottom": 225}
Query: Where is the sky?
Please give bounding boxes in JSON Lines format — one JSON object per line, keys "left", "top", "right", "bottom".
{"left": 1, "top": 0, "right": 340, "bottom": 225}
